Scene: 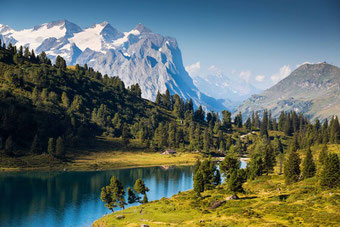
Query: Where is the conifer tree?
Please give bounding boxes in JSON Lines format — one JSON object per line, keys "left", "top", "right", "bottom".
{"left": 155, "top": 91, "right": 162, "bottom": 105}
{"left": 220, "top": 153, "right": 241, "bottom": 180}
{"left": 320, "top": 153, "right": 340, "bottom": 188}
{"left": 163, "top": 89, "right": 171, "bottom": 109}
{"left": 263, "top": 143, "right": 276, "bottom": 174}
{"left": 30, "top": 134, "right": 42, "bottom": 154}
{"left": 32, "top": 87, "right": 40, "bottom": 104}
{"left": 318, "top": 144, "right": 328, "bottom": 166}
{"left": 228, "top": 170, "right": 244, "bottom": 196}
{"left": 24, "top": 47, "right": 30, "bottom": 58}
{"left": 48, "top": 138, "right": 55, "bottom": 155}
{"left": 245, "top": 117, "right": 252, "bottom": 132}
{"left": 101, "top": 176, "right": 126, "bottom": 212}
{"left": 213, "top": 169, "right": 221, "bottom": 186}
{"left": 5, "top": 136, "right": 14, "bottom": 156}
{"left": 330, "top": 116, "right": 340, "bottom": 143}
{"left": 133, "top": 178, "right": 149, "bottom": 204}
{"left": 234, "top": 112, "right": 242, "bottom": 128}
{"left": 122, "top": 124, "right": 130, "bottom": 147}
{"left": 56, "top": 136, "right": 65, "bottom": 158}
{"left": 222, "top": 110, "right": 232, "bottom": 130}
{"left": 260, "top": 110, "right": 269, "bottom": 138}
{"left": 193, "top": 169, "right": 204, "bottom": 196}
{"left": 127, "top": 187, "right": 138, "bottom": 204}
{"left": 302, "top": 147, "right": 316, "bottom": 179}
{"left": 61, "top": 92, "right": 69, "bottom": 108}
{"left": 284, "top": 146, "right": 301, "bottom": 184}
{"left": 248, "top": 154, "right": 263, "bottom": 180}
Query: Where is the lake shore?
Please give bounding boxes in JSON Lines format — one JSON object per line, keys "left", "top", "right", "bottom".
{"left": 0, "top": 151, "right": 202, "bottom": 172}
{"left": 0, "top": 137, "right": 203, "bottom": 172}
{"left": 93, "top": 174, "right": 340, "bottom": 227}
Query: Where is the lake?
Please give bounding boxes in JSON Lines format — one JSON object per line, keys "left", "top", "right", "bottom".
{"left": 0, "top": 161, "right": 246, "bottom": 227}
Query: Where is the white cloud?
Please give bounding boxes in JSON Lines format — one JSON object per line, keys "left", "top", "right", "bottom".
{"left": 239, "top": 70, "right": 251, "bottom": 83}
{"left": 255, "top": 75, "right": 265, "bottom": 82}
{"left": 270, "top": 65, "right": 291, "bottom": 84}
{"left": 208, "top": 65, "right": 223, "bottom": 75}
{"left": 295, "top": 61, "right": 324, "bottom": 68}
{"left": 296, "top": 61, "right": 312, "bottom": 68}
{"left": 185, "top": 61, "right": 201, "bottom": 76}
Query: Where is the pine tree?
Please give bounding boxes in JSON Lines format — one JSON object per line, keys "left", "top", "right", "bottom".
{"left": 220, "top": 153, "right": 240, "bottom": 180}
{"left": 56, "top": 136, "right": 65, "bottom": 158}
{"left": 133, "top": 178, "right": 149, "bottom": 204}
{"left": 284, "top": 146, "right": 301, "bottom": 184}
{"left": 30, "top": 134, "right": 42, "bottom": 154}
{"left": 193, "top": 169, "right": 204, "bottom": 196}
{"left": 47, "top": 138, "right": 55, "bottom": 155}
{"left": 24, "top": 47, "right": 30, "bottom": 58}
{"left": 213, "top": 169, "right": 221, "bottom": 186}
{"left": 320, "top": 153, "right": 340, "bottom": 188}
{"left": 228, "top": 170, "right": 244, "bottom": 196}
{"left": 122, "top": 124, "right": 130, "bottom": 147}
{"left": 222, "top": 110, "right": 232, "bottom": 130}
{"left": 330, "top": 116, "right": 340, "bottom": 143}
{"left": 318, "top": 144, "right": 328, "bottom": 166}
{"left": 32, "top": 87, "right": 40, "bottom": 104}
{"left": 5, "top": 136, "right": 14, "bottom": 156}
{"left": 277, "top": 153, "right": 285, "bottom": 175}
{"left": 302, "top": 147, "right": 316, "bottom": 179}
{"left": 260, "top": 110, "right": 269, "bottom": 138}
{"left": 155, "top": 91, "right": 162, "bottom": 105}
{"left": 127, "top": 187, "right": 138, "bottom": 204}
{"left": 163, "top": 89, "right": 171, "bottom": 109}
{"left": 263, "top": 143, "right": 276, "bottom": 174}
{"left": 234, "top": 112, "right": 242, "bottom": 128}
{"left": 245, "top": 117, "right": 252, "bottom": 132}
{"left": 101, "top": 176, "right": 126, "bottom": 212}
{"left": 61, "top": 92, "right": 69, "bottom": 108}
{"left": 248, "top": 154, "right": 263, "bottom": 180}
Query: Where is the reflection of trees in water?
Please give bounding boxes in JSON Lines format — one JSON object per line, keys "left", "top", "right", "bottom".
{"left": 0, "top": 166, "right": 193, "bottom": 225}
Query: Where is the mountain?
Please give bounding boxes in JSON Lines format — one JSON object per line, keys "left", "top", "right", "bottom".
{"left": 191, "top": 72, "right": 262, "bottom": 111}
{"left": 0, "top": 20, "right": 225, "bottom": 111}
{"left": 235, "top": 62, "right": 340, "bottom": 120}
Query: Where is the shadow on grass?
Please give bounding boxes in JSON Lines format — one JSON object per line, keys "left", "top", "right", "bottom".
{"left": 239, "top": 196, "right": 258, "bottom": 200}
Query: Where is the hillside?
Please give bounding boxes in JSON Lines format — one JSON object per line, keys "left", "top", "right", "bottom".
{"left": 94, "top": 144, "right": 340, "bottom": 226}
{"left": 0, "top": 44, "right": 195, "bottom": 156}
{"left": 0, "top": 20, "right": 227, "bottom": 111}
{"left": 235, "top": 63, "right": 340, "bottom": 120}
{"left": 0, "top": 43, "right": 241, "bottom": 166}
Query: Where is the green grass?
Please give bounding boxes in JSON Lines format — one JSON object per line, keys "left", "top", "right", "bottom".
{"left": 94, "top": 175, "right": 340, "bottom": 227}
{"left": 0, "top": 137, "right": 202, "bottom": 171}
{"left": 93, "top": 144, "right": 340, "bottom": 227}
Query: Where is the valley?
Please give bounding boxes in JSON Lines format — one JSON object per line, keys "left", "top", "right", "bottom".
{"left": 0, "top": 4, "right": 340, "bottom": 226}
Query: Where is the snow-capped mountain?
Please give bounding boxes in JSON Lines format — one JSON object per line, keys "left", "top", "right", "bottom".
{"left": 0, "top": 19, "right": 225, "bottom": 111}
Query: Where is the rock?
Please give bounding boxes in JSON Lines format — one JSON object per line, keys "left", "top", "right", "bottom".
{"left": 226, "top": 195, "right": 239, "bottom": 200}
{"left": 116, "top": 215, "right": 125, "bottom": 220}
{"left": 209, "top": 200, "right": 226, "bottom": 210}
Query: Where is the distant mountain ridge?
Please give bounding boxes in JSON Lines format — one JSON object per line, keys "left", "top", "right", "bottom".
{"left": 0, "top": 19, "right": 226, "bottom": 111}
{"left": 235, "top": 62, "right": 340, "bottom": 120}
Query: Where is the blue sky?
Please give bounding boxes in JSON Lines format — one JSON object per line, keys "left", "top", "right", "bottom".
{"left": 1, "top": 0, "right": 339, "bottom": 89}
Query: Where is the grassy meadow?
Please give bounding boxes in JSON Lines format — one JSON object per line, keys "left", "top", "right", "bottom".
{"left": 0, "top": 137, "right": 202, "bottom": 171}
{"left": 93, "top": 144, "right": 340, "bottom": 226}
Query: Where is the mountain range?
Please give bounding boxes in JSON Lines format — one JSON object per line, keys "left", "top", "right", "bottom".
{"left": 235, "top": 62, "right": 340, "bottom": 120}
{"left": 191, "top": 72, "right": 262, "bottom": 110}
{"left": 0, "top": 19, "right": 229, "bottom": 111}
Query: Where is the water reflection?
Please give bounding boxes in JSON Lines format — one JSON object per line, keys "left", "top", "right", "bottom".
{"left": 0, "top": 166, "right": 194, "bottom": 227}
